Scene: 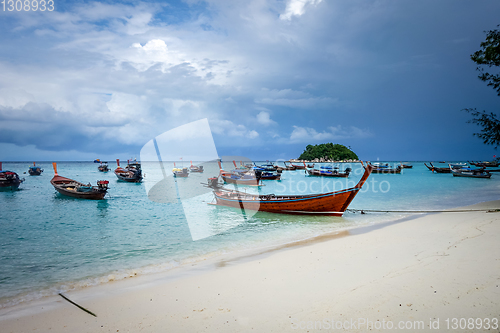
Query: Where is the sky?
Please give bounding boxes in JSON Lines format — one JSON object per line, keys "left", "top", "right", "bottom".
{"left": 0, "top": 0, "right": 499, "bottom": 162}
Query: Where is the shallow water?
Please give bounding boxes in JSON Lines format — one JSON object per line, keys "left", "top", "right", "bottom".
{"left": 0, "top": 161, "right": 498, "bottom": 308}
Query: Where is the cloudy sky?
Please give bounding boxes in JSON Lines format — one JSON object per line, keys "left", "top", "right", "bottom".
{"left": 1, "top": 0, "right": 499, "bottom": 161}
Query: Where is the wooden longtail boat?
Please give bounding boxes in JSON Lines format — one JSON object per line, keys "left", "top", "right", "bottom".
{"left": 206, "top": 162, "right": 373, "bottom": 216}
{"left": 189, "top": 161, "right": 204, "bottom": 173}
{"left": 50, "top": 163, "right": 109, "bottom": 199}
{"left": 258, "top": 170, "right": 281, "bottom": 180}
{"left": 469, "top": 161, "right": 499, "bottom": 168}
{"left": 282, "top": 162, "right": 296, "bottom": 171}
{"left": 305, "top": 167, "right": 351, "bottom": 178}
{"left": 424, "top": 162, "right": 451, "bottom": 173}
{"left": 28, "top": 162, "right": 44, "bottom": 176}
{"left": 401, "top": 163, "right": 413, "bottom": 169}
{"left": 0, "top": 162, "right": 24, "bottom": 190}
{"left": 98, "top": 162, "right": 109, "bottom": 172}
{"left": 217, "top": 161, "right": 262, "bottom": 186}
{"left": 290, "top": 162, "right": 306, "bottom": 170}
{"left": 369, "top": 163, "right": 401, "bottom": 174}
{"left": 114, "top": 159, "right": 143, "bottom": 182}
{"left": 173, "top": 168, "right": 189, "bottom": 177}
{"left": 450, "top": 166, "right": 491, "bottom": 179}
{"left": 221, "top": 171, "right": 261, "bottom": 186}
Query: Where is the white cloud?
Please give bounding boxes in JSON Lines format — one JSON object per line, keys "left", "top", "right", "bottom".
{"left": 210, "top": 119, "right": 259, "bottom": 139}
{"left": 289, "top": 125, "right": 371, "bottom": 143}
{"left": 256, "top": 111, "right": 277, "bottom": 126}
{"left": 280, "top": 0, "right": 323, "bottom": 21}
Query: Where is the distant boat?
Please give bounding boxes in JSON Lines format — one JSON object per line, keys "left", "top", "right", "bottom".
{"left": 93, "top": 159, "right": 101, "bottom": 163}
{"left": 369, "top": 163, "right": 402, "bottom": 174}
{"left": 254, "top": 162, "right": 278, "bottom": 171}
{"left": 50, "top": 163, "right": 109, "bottom": 199}
{"left": 173, "top": 167, "right": 189, "bottom": 177}
{"left": 204, "top": 162, "right": 373, "bottom": 216}
{"left": 424, "top": 162, "right": 451, "bottom": 173}
{"left": 450, "top": 165, "right": 491, "bottom": 179}
{"left": 401, "top": 163, "right": 413, "bottom": 169}
{"left": 28, "top": 162, "right": 43, "bottom": 176}
{"left": 449, "top": 162, "right": 468, "bottom": 169}
{"left": 114, "top": 159, "right": 143, "bottom": 182}
{"left": 218, "top": 161, "right": 261, "bottom": 186}
{"left": 98, "top": 162, "right": 109, "bottom": 172}
{"left": 221, "top": 171, "right": 261, "bottom": 186}
{"left": 469, "top": 161, "right": 499, "bottom": 168}
{"left": 306, "top": 166, "right": 351, "bottom": 178}
{"left": 257, "top": 170, "right": 282, "bottom": 180}
{"left": 0, "top": 162, "right": 24, "bottom": 191}
{"left": 290, "top": 162, "right": 306, "bottom": 170}
{"left": 282, "top": 162, "right": 297, "bottom": 171}
{"left": 189, "top": 161, "right": 204, "bottom": 173}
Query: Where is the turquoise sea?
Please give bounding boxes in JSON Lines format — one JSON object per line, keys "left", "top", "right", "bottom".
{"left": 0, "top": 161, "right": 499, "bottom": 309}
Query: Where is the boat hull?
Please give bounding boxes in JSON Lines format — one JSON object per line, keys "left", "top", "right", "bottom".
{"left": 0, "top": 180, "right": 22, "bottom": 191}
{"left": 221, "top": 175, "right": 261, "bottom": 186}
{"left": 305, "top": 168, "right": 349, "bottom": 178}
{"left": 114, "top": 170, "right": 142, "bottom": 182}
{"left": 51, "top": 184, "right": 107, "bottom": 199}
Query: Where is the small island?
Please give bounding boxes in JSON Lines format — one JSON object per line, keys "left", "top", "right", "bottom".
{"left": 294, "top": 143, "right": 359, "bottom": 162}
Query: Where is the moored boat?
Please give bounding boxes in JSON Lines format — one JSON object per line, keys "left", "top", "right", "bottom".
{"left": 189, "top": 161, "right": 204, "bottom": 173}
{"left": 173, "top": 167, "right": 189, "bottom": 177}
{"left": 469, "top": 161, "right": 499, "bottom": 168}
{"left": 305, "top": 166, "right": 351, "bottom": 177}
{"left": 98, "top": 162, "right": 109, "bottom": 172}
{"left": 205, "top": 162, "right": 373, "bottom": 216}
{"left": 449, "top": 165, "right": 492, "bottom": 178}
{"left": 50, "top": 163, "right": 109, "bottom": 199}
{"left": 290, "top": 162, "right": 306, "bottom": 170}
{"left": 424, "top": 162, "right": 452, "bottom": 173}
{"left": 114, "top": 159, "right": 143, "bottom": 182}
{"left": 0, "top": 162, "right": 24, "bottom": 191}
{"left": 220, "top": 170, "right": 262, "bottom": 186}
{"left": 401, "top": 163, "right": 413, "bottom": 169}
{"left": 369, "top": 163, "right": 402, "bottom": 174}
{"left": 28, "top": 162, "right": 43, "bottom": 176}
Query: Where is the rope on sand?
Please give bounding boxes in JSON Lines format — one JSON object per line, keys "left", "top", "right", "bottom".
{"left": 346, "top": 208, "right": 500, "bottom": 214}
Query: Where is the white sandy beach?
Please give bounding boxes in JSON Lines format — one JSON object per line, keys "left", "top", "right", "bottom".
{"left": 1, "top": 201, "right": 499, "bottom": 332}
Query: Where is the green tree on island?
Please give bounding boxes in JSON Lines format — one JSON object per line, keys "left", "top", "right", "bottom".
{"left": 298, "top": 143, "right": 358, "bottom": 161}
{"left": 463, "top": 25, "right": 500, "bottom": 150}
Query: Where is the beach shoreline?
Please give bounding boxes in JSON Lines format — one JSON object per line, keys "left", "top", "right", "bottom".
{"left": 1, "top": 200, "right": 499, "bottom": 332}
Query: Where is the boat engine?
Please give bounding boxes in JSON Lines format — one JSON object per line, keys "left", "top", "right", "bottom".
{"left": 207, "top": 177, "right": 220, "bottom": 189}
{"left": 97, "top": 180, "right": 109, "bottom": 190}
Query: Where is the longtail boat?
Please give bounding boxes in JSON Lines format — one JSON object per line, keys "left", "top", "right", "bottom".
{"left": 469, "top": 161, "right": 499, "bottom": 168}
{"left": 205, "top": 162, "right": 373, "bottom": 216}
{"left": 189, "top": 161, "right": 204, "bottom": 173}
{"left": 290, "top": 162, "right": 306, "bottom": 169}
{"left": 217, "top": 161, "right": 262, "bottom": 186}
{"left": 50, "top": 163, "right": 109, "bottom": 199}
{"left": 450, "top": 165, "right": 491, "bottom": 179}
{"left": 258, "top": 170, "right": 282, "bottom": 180}
{"left": 114, "top": 159, "right": 143, "bottom": 182}
{"left": 0, "top": 162, "right": 24, "bottom": 191}
{"left": 98, "top": 162, "right": 109, "bottom": 172}
{"left": 424, "top": 162, "right": 451, "bottom": 173}
{"left": 282, "top": 162, "right": 296, "bottom": 171}
{"left": 221, "top": 171, "right": 261, "bottom": 186}
{"left": 28, "top": 162, "right": 44, "bottom": 176}
{"left": 305, "top": 166, "right": 351, "bottom": 178}
{"left": 369, "top": 163, "right": 401, "bottom": 174}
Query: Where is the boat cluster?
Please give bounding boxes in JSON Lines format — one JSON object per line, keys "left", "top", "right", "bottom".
{"left": 424, "top": 161, "right": 497, "bottom": 178}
